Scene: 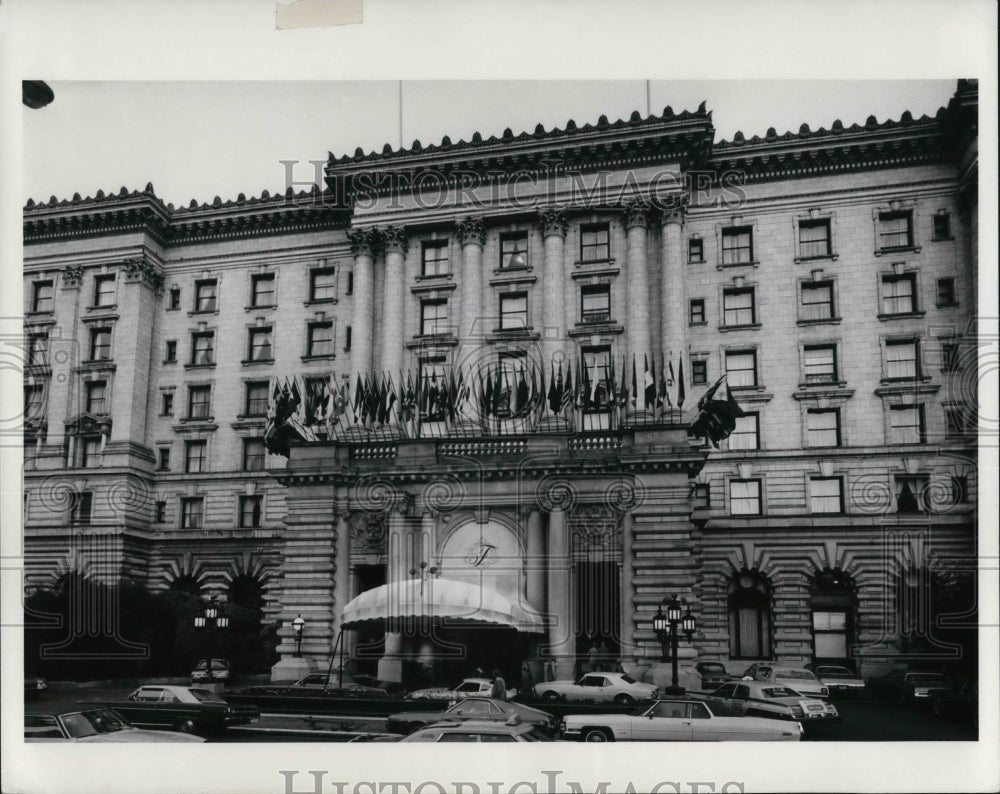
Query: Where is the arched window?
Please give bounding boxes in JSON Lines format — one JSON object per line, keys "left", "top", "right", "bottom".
{"left": 228, "top": 574, "right": 264, "bottom": 613}
{"left": 810, "top": 569, "right": 855, "bottom": 662}
{"left": 728, "top": 571, "right": 772, "bottom": 659}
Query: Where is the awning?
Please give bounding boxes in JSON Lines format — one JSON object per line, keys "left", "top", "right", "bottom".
{"left": 340, "top": 577, "right": 545, "bottom": 634}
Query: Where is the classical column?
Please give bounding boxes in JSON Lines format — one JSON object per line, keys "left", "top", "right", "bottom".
{"left": 659, "top": 201, "right": 687, "bottom": 406}
{"left": 525, "top": 509, "right": 545, "bottom": 611}
{"left": 333, "top": 510, "right": 351, "bottom": 643}
{"left": 380, "top": 226, "right": 408, "bottom": 375}
{"left": 546, "top": 508, "right": 575, "bottom": 679}
{"left": 348, "top": 227, "right": 378, "bottom": 388}
{"left": 538, "top": 208, "right": 568, "bottom": 371}
{"left": 456, "top": 216, "right": 487, "bottom": 347}
{"left": 378, "top": 508, "right": 412, "bottom": 683}
{"left": 625, "top": 202, "right": 652, "bottom": 412}
{"left": 620, "top": 511, "right": 636, "bottom": 670}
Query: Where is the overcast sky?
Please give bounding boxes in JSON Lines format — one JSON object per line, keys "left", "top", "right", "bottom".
{"left": 24, "top": 80, "right": 958, "bottom": 207}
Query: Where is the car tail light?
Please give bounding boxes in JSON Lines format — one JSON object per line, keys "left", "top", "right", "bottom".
{"left": 791, "top": 706, "right": 804, "bottom": 717}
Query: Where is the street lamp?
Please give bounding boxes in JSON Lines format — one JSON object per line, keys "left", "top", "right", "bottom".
{"left": 193, "top": 598, "right": 230, "bottom": 682}
{"left": 653, "top": 595, "right": 696, "bottom": 695}
{"left": 292, "top": 614, "right": 306, "bottom": 657}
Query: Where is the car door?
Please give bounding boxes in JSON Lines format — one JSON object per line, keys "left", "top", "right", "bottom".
{"left": 631, "top": 701, "right": 694, "bottom": 741}
{"left": 115, "top": 687, "right": 163, "bottom": 726}
{"left": 686, "top": 701, "right": 726, "bottom": 741}
{"left": 577, "top": 674, "right": 608, "bottom": 701}
{"left": 725, "top": 684, "right": 752, "bottom": 715}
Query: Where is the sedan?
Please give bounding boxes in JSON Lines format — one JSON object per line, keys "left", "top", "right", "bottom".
{"left": 90, "top": 684, "right": 260, "bottom": 735}
{"left": 190, "top": 658, "right": 230, "bottom": 684}
{"left": 703, "top": 681, "right": 839, "bottom": 722}
{"left": 400, "top": 718, "right": 553, "bottom": 742}
{"left": 387, "top": 697, "right": 556, "bottom": 735}
{"left": 868, "top": 670, "right": 952, "bottom": 705}
{"left": 560, "top": 698, "right": 802, "bottom": 742}
{"left": 25, "top": 709, "right": 205, "bottom": 743}
{"left": 750, "top": 665, "right": 829, "bottom": 698}
{"left": 695, "top": 662, "right": 735, "bottom": 691}
{"left": 803, "top": 664, "right": 866, "bottom": 695}
{"left": 241, "top": 672, "right": 404, "bottom": 698}
{"left": 533, "top": 672, "right": 658, "bottom": 705}
{"left": 406, "top": 677, "right": 515, "bottom": 702}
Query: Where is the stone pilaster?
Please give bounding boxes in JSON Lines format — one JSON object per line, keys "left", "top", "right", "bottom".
{"left": 348, "top": 227, "right": 377, "bottom": 387}
{"left": 380, "top": 225, "right": 408, "bottom": 375}
{"left": 545, "top": 507, "right": 575, "bottom": 679}
{"left": 659, "top": 200, "right": 687, "bottom": 380}
{"left": 538, "top": 208, "right": 568, "bottom": 370}
{"left": 457, "top": 216, "right": 486, "bottom": 350}
{"left": 625, "top": 202, "right": 652, "bottom": 411}
{"left": 525, "top": 509, "right": 545, "bottom": 613}
{"left": 378, "top": 508, "right": 414, "bottom": 682}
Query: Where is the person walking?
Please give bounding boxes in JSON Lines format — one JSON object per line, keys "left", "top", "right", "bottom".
{"left": 490, "top": 669, "right": 507, "bottom": 701}
{"left": 586, "top": 641, "right": 599, "bottom": 674}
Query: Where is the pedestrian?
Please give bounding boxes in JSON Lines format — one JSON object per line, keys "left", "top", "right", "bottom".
{"left": 544, "top": 657, "right": 557, "bottom": 682}
{"left": 586, "top": 641, "right": 599, "bottom": 673}
{"left": 597, "top": 642, "right": 610, "bottom": 671}
{"left": 490, "top": 668, "right": 507, "bottom": 701}
{"left": 473, "top": 664, "right": 486, "bottom": 678}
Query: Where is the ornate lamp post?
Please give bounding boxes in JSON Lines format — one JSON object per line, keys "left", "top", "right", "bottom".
{"left": 194, "top": 598, "right": 229, "bottom": 682}
{"left": 292, "top": 615, "right": 306, "bottom": 657}
{"left": 653, "top": 595, "right": 696, "bottom": 695}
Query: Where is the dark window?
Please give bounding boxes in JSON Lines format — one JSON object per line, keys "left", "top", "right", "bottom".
{"left": 346, "top": 271, "right": 354, "bottom": 295}
{"left": 807, "top": 409, "right": 840, "bottom": 448}
{"left": 24, "top": 385, "right": 45, "bottom": 419}
{"left": 421, "top": 300, "right": 448, "bottom": 336}
{"left": 194, "top": 279, "right": 218, "bottom": 312}
{"left": 307, "top": 322, "right": 335, "bottom": 356}
{"left": 168, "top": 287, "right": 181, "bottom": 309}
{"left": 728, "top": 573, "right": 771, "bottom": 659}
{"left": 688, "top": 238, "right": 704, "bottom": 263}
{"left": 799, "top": 219, "right": 831, "bottom": 258}
{"left": 727, "top": 413, "right": 759, "bottom": 451}
{"left": 85, "top": 381, "right": 107, "bottom": 414}
{"left": 932, "top": 213, "right": 951, "bottom": 241}
{"left": 951, "top": 475, "right": 968, "bottom": 504}
{"left": 895, "top": 476, "right": 928, "bottom": 513}
{"left": 422, "top": 241, "right": 450, "bottom": 276}
{"left": 251, "top": 273, "right": 275, "bottom": 307}
{"left": 32, "top": 280, "right": 54, "bottom": 313}
{"left": 581, "top": 285, "right": 611, "bottom": 324}
{"left": 579, "top": 224, "right": 610, "bottom": 262}
{"left": 181, "top": 497, "right": 204, "bottom": 529}
{"left": 721, "top": 227, "right": 753, "bottom": 265}
{"left": 155, "top": 501, "right": 167, "bottom": 523}
{"left": 888, "top": 404, "right": 924, "bottom": 445}
{"left": 93, "top": 274, "right": 116, "bottom": 307}
{"left": 723, "top": 288, "right": 755, "bottom": 326}
{"left": 247, "top": 327, "right": 273, "bottom": 361}
{"left": 500, "top": 232, "right": 529, "bottom": 269}
{"left": 165, "top": 340, "right": 177, "bottom": 363}
{"left": 239, "top": 495, "right": 263, "bottom": 528}
{"left": 730, "top": 479, "right": 762, "bottom": 515}
{"left": 89, "top": 328, "right": 112, "bottom": 361}
{"left": 157, "top": 447, "right": 171, "bottom": 471}
{"left": 691, "top": 359, "right": 708, "bottom": 385}
{"left": 185, "top": 440, "right": 207, "bottom": 473}
{"left": 161, "top": 392, "right": 174, "bottom": 416}
{"left": 345, "top": 325, "right": 352, "bottom": 350}
{"left": 499, "top": 293, "right": 528, "bottom": 331}
{"left": 70, "top": 491, "right": 93, "bottom": 524}
{"left": 803, "top": 345, "right": 837, "bottom": 383}
{"left": 692, "top": 483, "right": 710, "bottom": 509}
{"left": 242, "top": 438, "right": 266, "bottom": 472}
{"left": 245, "top": 382, "right": 269, "bottom": 416}
{"left": 725, "top": 350, "right": 757, "bottom": 388}
{"left": 27, "top": 332, "right": 49, "bottom": 366}
{"left": 801, "top": 281, "right": 834, "bottom": 321}
{"left": 187, "top": 386, "right": 211, "bottom": 419}
{"left": 689, "top": 299, "right": 705, "bottom": 325}
{"left": 936, "top": 278, "right": 957, "bottom": 306}
{"left": 878, "top": 211, "right": 913, "bottom": 249}
{"left": 810, "top": 477, "right": 843, "bottom": 514}
{"left": 881, "top": 274, "right": 916, "bottom": 315}
{"left": 310, "top": 268, "right": 336, "bottom": 301}
{"left": 191, "top": 332, "right": 215, "bottom": 365}
{"left": 885, "top": 340, "right": 919, "bottom": 380}
{"left": 80, "top": 437, "right": 101, "bottom": 468}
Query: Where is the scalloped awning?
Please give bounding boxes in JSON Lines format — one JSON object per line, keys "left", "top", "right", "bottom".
{"left": 340, "top": 577, "right": 544, "bottom": 633}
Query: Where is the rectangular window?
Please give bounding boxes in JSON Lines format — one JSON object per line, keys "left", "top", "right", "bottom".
{"left": 729, "top": 479, "right": 762, "bottom": 516}
{"left": 93, "top": 274, "right": 116, "bottom": 307}
{"left": 85, "top": 381, "right": 107, "bottom": 414}
{"left": 580, "top": 224, "right": 610, "bottom": 262}
{"left": 27, "top": 332, "right": 49, "bottom": 367}
{"left": 689, "top": 299, "right": 705, "bottom": 325}
{"left": 581, "top": 285, "right": 611, "bottom": 324}
{"left": 889, "top": 404, "right": 925, "bottom": 445}
{"left": 243, "top": 437, "right": 266, "bottom": 472}
{"left": 421, "top": 300, "right": 449, "bottom": 336}
{"left": 70, "top": 491, "right": 93, "bottom": 524}
{"left": 161, "top": 392, "right": 174, "bottom": 416}
{"left": 810, "top": 477, "right": 843, "bottom": 514}
{"left": 421, "top": 241, "right": 450, "bottom": 276}
{"left": 803, "top": 345, "right": 837, "bottom": 383}
{"left": 245, "top": 381, "right": 269, "bottom": 416}
{"left": 807, "top": 409, "right": 840, "bottom": 448}
{"left": 801, "top": 281, "right": 834, "bottom": 321}
{"left": 500, "top": 232, "right": 529, "bottom": 269}
{"left": 936, "top": 277, "right": 956, "bottom": 306}
{"left": 80, "top": 438, "right": 101, "bottom": 468}
{"left": 727, "top": 413, "right": 759, "bottom": 451}
{"left": 165, "top": 340, "right": 177, "bottom": 363}
{"left": 895, "top": 475, "right": 928, "bottom": 513}
{"left": 185, "top": 440, "right": 207, "bottom": 473}
{"left": 878, "top": 211, "right": 913, "bottom": 249}
{"left": 721, "top": 227, "right": 753, "bottom": 265}
{"left": 187, "top": 386, "right": 211, "bottom": 419}
{"left": 24, "top": 385, "right": 45, "bottom": 419}
{"left": 945, "top": 407, "right": 974, "bottom": 438}
{"left": 191, "top": 332, "right": 215, "bottom": 365}
{"left": 688, "top": 238, "right": 704, "bottom": 263}
{"left": 345, "top": 325, "right": 352, "bottom": 351}
{"left": 247, "top": 327, "right": 273, "bottom": 361}
{"left": 32, "top": 280, "right": 54, "bottom": 313}
{"left": 89, "top": 328, "right": 112, "bottom": 361}
{"left": 881, "top": 274, "right": 916, "bottom": 315}
{"left": 940, "top": 340, "right": 959, "bottom": 372}
{"left": 307, "top": 321, "right": 335, "bottom": 356}
{"left": 691, "top": 359, "right": 708, "bottom": 385}
{"left": 309, "top": 268, "right": 336, "bottom": 301}
{"left": 239, "top": 495, "right": 263, "bottom": 528}
{"left": 194, "top": 279, "right": 218, "bottom": 312}
{"left": 168, "top": 287, "right": 181, "bottom": 309}
{"left": 346, "top": 271, "right": 354, "bottom": 295}
{"left": 251, "top": 273, "right": 276, "bottom": 307}
{"left": 181, "top": 497, "right": 204, "bottom": 529}
{"left": 157, "top": 447, "right": 170, "bottom": 471}
{"left": 799, "top": 219, "right": 831, "bottom": 258}
{"left": 885, "top": 340, "right": 919, "bottom": 380}
{"left": 155, "top": 501, "right": 167, "bottom": 523}
{"left": 499, "top": 293, "right": 528, "bottom": 331}
{"left": 723, "top": 288, "right": 755, "bottom": 326}
{"left": 932, "top": 213, "right": 951, "bottom": 241}
{"left": 725, "top": 350, "right": 757, "bottom": 388}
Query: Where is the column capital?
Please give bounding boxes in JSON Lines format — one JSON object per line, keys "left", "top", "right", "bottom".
{"left": 658, "top": 194, "right": 689, "bottom": 226}
{"left": 348, "top": 227, "right": 379, "bottom": 257}
{"left": 382, "top": 225, "right": 409, "bottom": 255}
{"left": 122, "top": 255, "right": 165, "bottom": 292}
{"left": 624, "top": 201, "right": 651, "bottom": 231}
{"left": 537, "top": 207, "right": 568, "bottom": 239}
{"left": 456, "top": 215, "right": 487, "bottom": 247}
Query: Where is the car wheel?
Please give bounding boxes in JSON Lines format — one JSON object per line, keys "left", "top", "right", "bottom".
{"left": 613, "top": 694, "right": 635, "bottom": 706}
{"left": 173, "top": 718, "right": 197, "bottom": 734}
{"left": 583, "top": 728, "right": 612, "bottom": 742}
{"left": 541, "top": 690, "right": 562, "bottom": 702}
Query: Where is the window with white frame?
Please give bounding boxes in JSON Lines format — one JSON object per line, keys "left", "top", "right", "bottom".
{"left": 888, "top": 404, "right": 924, "bottom": 445}
{"left": 24, "top": 385, "right": 45, "bottom": 419}
{"left": 881, "top": 274, "right": 917, "bottom": 315}
{"left": 500, "top": 232, "right": 529, "bottom": 269}
{"left": 89, "top": 328, "right": 112, "bottom": 361}
{"left": 245, "top": 381, "right": 269, "bottom": 416}
{"left": 810, "top": 477, "right": 843, "bottom": 514}
{"left": 420, "top": 300, "right": 449, "bottom": 336}
{"left": 499, "top": 293, "right": 528, "bottom": 331}
{"left": 239, "top": 495, "right": 263, "bottom": 528}
{"left": 581, "top": 285, "right": 611, "bottom": 324}
{"left": 247, "top": 327, "right": 274, "bottom": 361}
{"left": 187, "top": 386, "right": 211, "bottom": 419}
{"left": 251, "top": 273, "right": 276, "bottom": 307}
{"left": 801, "top": 281, "right": 835, "bottom": 321}
{"left": 798, "top": 219, "right": 832, "bottom": 258}
{"left": 691, "top": 358, "right": 708, "bottom": 385}
{"left": 723, "top": 287, "right": 755, "bottom": 326}
{"left": 31, "top": 280, "right": 54, "bottom": 313}
{"left": 194, "top": 279, "right": 218, "bottom": 312}
{"left": 242, "top": 437, "right": 266, "bottom": 471}
{"left": 181, "top": 497, "right": 204, "bottom": 528}
{"left": 885, "top": 339, "right": 919, "bottom": 380}
{"left": 85, "top": 380, "right": 107, "bottom": 414}
{"left": 729, "top": 479, "right": 762, "bottom": 515}
{"left": 721, "top": 227, "right": 753, "bottom": 265}
{"left": 93, "top": 274, "right": 116, "bottom": 307}
{"left": 688, "top": 238, "right": 704, "bottom": 263}
{"left": 689, "top": 299, "right": 705, "bottom": 325}
{"left": 803, "top": 345, "right": 837, "bottom": 384}
{"left": 80, "top": 437, "right": 101, "bottom": 468}
{"left": 580, "top": 224, "right": 611, "bottom": 262}
{"left": 27, "top": 332, "right": 49, "bottom": 366}
{"left": 422, "top": 241, "right": 450, "bottom": 276}
{"left": 185, "top": 440, "right": 207, "bottom": 473}
{"left": 806, "top": 409, "right": 840, "bottom": 447}
{"left": 307, "top": 322, "right": 335, "bottom": 356}
{"left": 190, "top": 332, "right": 215, "bottom": 365}
{"left": 727, "top": 413, "right": 759, "bottom": 451}
{"left": 309, "top": 268, "right": 336, "bottom": 301}
{"left": 878, "top": 211, "right": 913, "bottom": 250}
{"left": 725, "top": 350, "right": 757, "bottom": 388}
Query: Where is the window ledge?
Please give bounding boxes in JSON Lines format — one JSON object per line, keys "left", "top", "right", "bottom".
{"left": 24, "top": 310, "right": 55, "bottom": 318}
{"left": 304, "top": 298, "right": 337, "bottom": 307}
{"left": 411, "top": 281, "right": 458, "bottom": 296}
{"left": 874, "top": 245, "right": 921, "bottom": 257}
{"left": 794, "top": 254, "right": 838, "bottom": 264}
{"left": 931, "top": 236, "right": 955, "bottom": 243}
{"left": 688, "top": 320, "right": 707, "bottom": 327}
{"left": 493, "top": 265, "right": 532, "bottom": 276}
{"left": 187, "top": 310, "right": 220, "bottom": 317}
{"left": 87, "top": 303, "right": 118, "bottom": 312}
{"left": 874, "top": 383, "right": 940, "bottom": 397}
{"left": 246, "top": 304, "right": 277, "bottom": 311}
{"left": 75, "top": 360, "right": 116, "bottom": 373}
{"left": 719, "top": 322, "right": 762, "bottom": 333}
{"left": 415, "top": 272, "right": 455, "bottom": 282}
{"left": 184, "top": 362, "right": 217, "bottom": 370}
{"left": 241, "top": 358, "right": 275, "bottom": 367}
{"left": 687, "top": 258, "right": 705, "bottom": 265}
{"left": 792, "top": 387, "right": 855, "bottom": 402}
{"left": 569, "top": 323, "right": 624, "bottom": 338}
{"left": 489, "top": 272, "right": 537, "bottom": 287}
{"left": 162, "top": 359, "right": 178, "bottom": 365}
{"left": 178, "top": 415, "right": 215, "bottom": 423}
{"left": 487, "top": 329, "right": 541, "bottom": 343}
{"left": 574, "top": 257, "right": 616, "bottom": 268}
{"left": 716, "top": 260, "right": 759, "bottom": 270}
{"left": 727, "top": 388, "right": 773, "bottom": 403}
{"left": 301, "top": 354, "right": 337, "bottom": 362}
{"left": 406, "top": 334, "right": 459, "bottom": 350}
{"left": 936, "top": 301, "right": 960, "bottom": 309}
{"left": 798, "top": 379, "right": 849, "bottom": 390}
{"left": 797, "top": 317, "right": 842, "bottom": 326}
{"left": 878, "top": 311, "right": 926, "bottom": 322}
{"left": 81, "top": 312, "right": 120, "bottom": 324}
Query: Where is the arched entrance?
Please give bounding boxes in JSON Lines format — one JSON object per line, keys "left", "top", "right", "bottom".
{"left": 728, "top": 570, "right": 772, "bottom": 660}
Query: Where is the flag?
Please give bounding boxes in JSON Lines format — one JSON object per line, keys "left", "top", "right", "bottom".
{"left": 515, "top": 365, "right": 530, "bottom": 416}
{"left": 677, "top": 356, "right": 686, "bottom": 409}
{"left": 631, "top": 355, "right": 637, "bottom": 409}
{"left": 589, "top": 358, "right": 600, "bottom": 407}
{"left": 484, "top": 367, "right": 494, "bottom": 418}
{"left": 385, "top": 374, "right": 398, "bottom": 423}
{"left": 657, "top": 351, "right": 668, "bottom": 410}
{"left": 644, "top": 353, "right": 655, "bottom": 409}
{"left": 581, "top": 356, "right": 592, "bottom": 410}
{"left": 618, "top": 355, "right": 629, "bottom": 408}
{"left": 607, "top": 355, "right": 617, "bottom": 407}
{"left": 549, "top": 362, "right": 561, "bottom": 415}
{"left": 688, "top": 374, "right": 746, "bottom": 447}
{"left": 353, "top": 375, "right": 364, "bottom": 424}
{"left": 560, "top": 360, "right": 574, "bottom": 413}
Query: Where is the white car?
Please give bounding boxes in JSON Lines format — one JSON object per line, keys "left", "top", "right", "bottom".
{"left": 534, "top": 672, "right": 659, "bottom": 705}
{"left": 25, "top": 709, "right": 205, "bottom": 743}
{"left": 406, "top": 678, "right": 516, "bottom": 701}
{"left": 751, "top": 665, "right": 829, "bottom": 698}
{"left": 804, "top": 664, "right": 866, "bottom": 695}
{"left": 560, "top": 698, "right": 802, "bottom": 742}
{"left": 704, "top": 681, "right": 839, "bottom": 722}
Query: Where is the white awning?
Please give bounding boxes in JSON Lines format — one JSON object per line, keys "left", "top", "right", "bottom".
{"left": 340, "top": 577, "right": 545, "bottom": 633}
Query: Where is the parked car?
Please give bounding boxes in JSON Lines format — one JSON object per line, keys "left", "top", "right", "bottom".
{"left": 702, "top": 681, "right": 839, "bottom": 723}
{"left": 25, "top": 709, "right": 205, "bottom": 743}
{"left": 749, "top": 665, "right": 829, "bottom": 698}
{"left": 533, "top": 672, "right": 659, "bottom": 705}
{"left": 90, "top": 684, "right": 260, "bottom": 735}
{"left": 190, "top": 658, "right": 230, "bottom": 684}
{"left": 24, "top": 676, "right": 47, "bottom": 701}
{"left": 387, "top": 697, "right": 556, "bottom": 735}
{"left": 931, "top": 680, "right": 978, "bottom": 725}
{"left": 241, "top": 672, "right": 405, "bottom": 698}
{"left": 559, "top": 698, "right": 802, "bottom": 742}
{"left": 400, "top": 717, "right": 553, "bottom": 742}
{"left": 803, "top": 663, "right": 866, "bottom": 695}
{"left": 406, "top": 677, "right": 515, "bottom": 702}
{"left": 867, "top": 669, "right": 952, "bottom": 705}
{"left": 347, "top": 732, "right": 403, "bottom": 742}
{"left": 695, "top": 662, "right": 735, "bottom": 691}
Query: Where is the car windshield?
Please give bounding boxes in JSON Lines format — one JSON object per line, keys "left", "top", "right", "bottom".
{"left": 619, "top": 674, "right": 637, "bottom": 684}
{"left": 62, "top": 709, "right": 129, "bottom": 738}
{"left": 778, "top": 671, "right": 815, "bottom": 680}
{"left": 188, "top": 688, "right": 226, "bottom": 703}
{"left": 762, "top": 687, "right": 801, "bottom": 698}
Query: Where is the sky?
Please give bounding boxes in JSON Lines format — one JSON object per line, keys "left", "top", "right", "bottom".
{"left": 23, "top": 80, "right": 959, "bottom": 208}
